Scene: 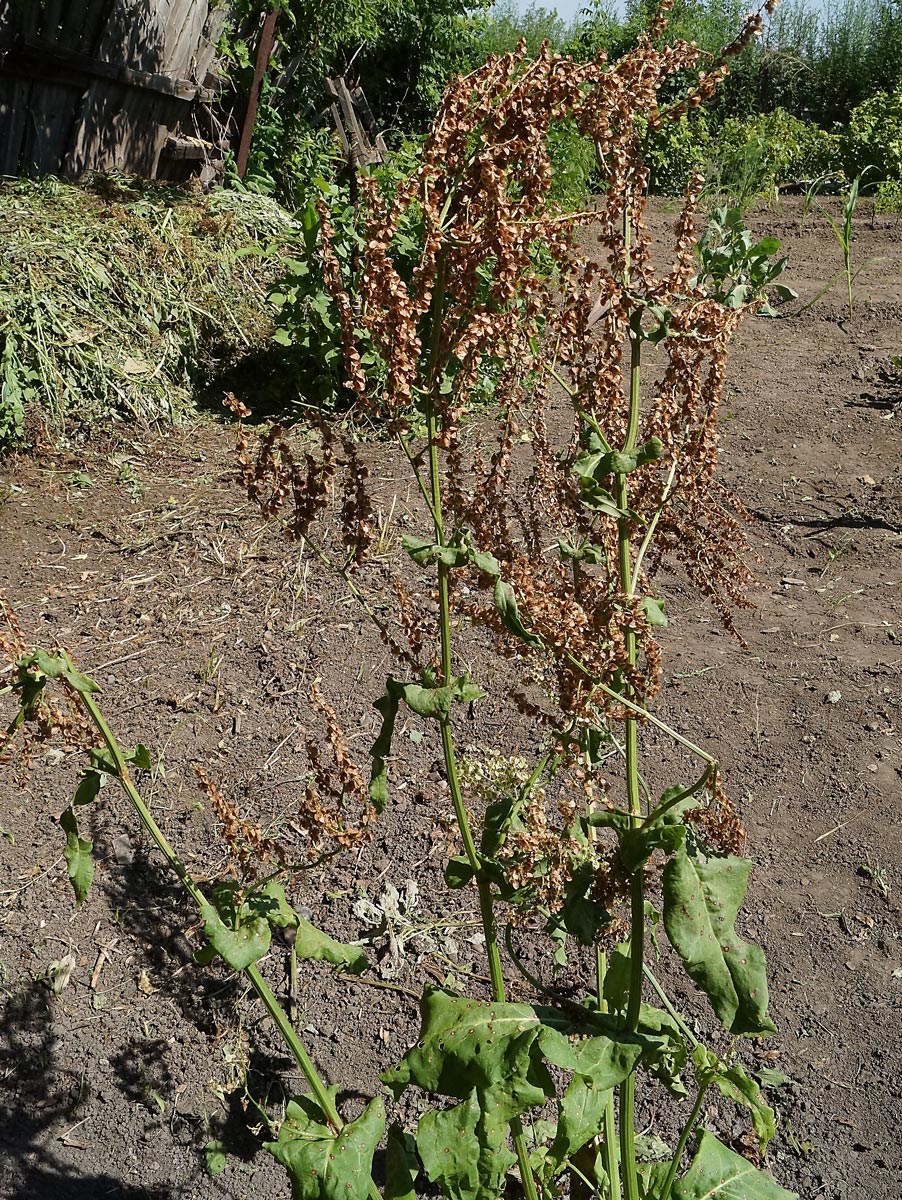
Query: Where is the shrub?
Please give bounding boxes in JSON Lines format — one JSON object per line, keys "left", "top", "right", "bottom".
{"left": 644, "top": 112, "right": 711, "bottom": 195}
{"left": 843, "top": 87, "right": 902, "bottom": 183}
{"left": 707, "top": 108, "right": 844, "bottom": 205}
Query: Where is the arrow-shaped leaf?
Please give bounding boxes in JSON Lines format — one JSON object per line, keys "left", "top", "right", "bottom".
{"left": 266, "top": 1093, "right": 385, "bottom": 1200}
{"left": 672, "top": 1131, "right": 797, "bottom": 1199}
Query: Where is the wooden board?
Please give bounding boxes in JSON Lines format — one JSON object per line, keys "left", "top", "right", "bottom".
{"left": 0, "top": 0, "right": 226, "bottom": 179}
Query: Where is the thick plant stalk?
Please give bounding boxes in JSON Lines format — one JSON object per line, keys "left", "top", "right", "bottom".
{"left": 420, "top": 255, "right": 541, "bottom": 1200}
{"left": 614, "top": 256, "right": 646, "bottom": 1200}
{"left": 597, "top": 949, "right": 623, "bottom": 1200}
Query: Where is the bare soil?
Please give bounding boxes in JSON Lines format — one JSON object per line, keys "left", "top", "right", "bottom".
{"left": 1, "top": 198, "right": 900, "bottom": 1200}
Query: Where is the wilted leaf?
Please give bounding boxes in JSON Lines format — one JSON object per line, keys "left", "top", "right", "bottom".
{"left": 693, "top": 1046, "right": 776, "bottom": 1152}
{"left": 370, "top": 676, "right": 485, "bottom": 810}
{"left": 493, "top": 579, "right": 543, "bottom": 648}
{"left": 663, "top": 848, "right": 775, "bottom": 1036}
{"left": 198, "top": 897, "right": 271, "bottom": 971}
{"left": 294, "top": 916, "right": 368, "bottom": 974}
{"left": 640, "top": 596, "right": 668, "bottom": 628}
{"left": 245, "top": 880, "right": 300, "bottom": 930}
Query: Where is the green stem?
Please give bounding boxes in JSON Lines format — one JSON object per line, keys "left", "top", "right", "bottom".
{"left": 657, "top": 1079, "right": 709, "bottom": 1200}
{"left": 245, "top": 962, "right": 343, "bottom": 1131}
{"left": 422, "top": 258, "right": 541, "bottom": 1200}
{"left": 642, "top": 965, "right": 699, "bottom": 1049}
{"left": 597, "top": 949, "right": 622, "bottom": 1200}
{"left": 561, "top": 650, "right": 716, "bottom": 766}
{"left": 617, "top": 203, "right": 644, "bottom": 1200}
{"left": 77, "top": 682, "right": 384, "bottom": 1200}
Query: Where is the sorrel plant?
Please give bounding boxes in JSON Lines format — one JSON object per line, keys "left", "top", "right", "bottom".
{"left": 2, "top": 5, "right": 798, "bottom": 1199}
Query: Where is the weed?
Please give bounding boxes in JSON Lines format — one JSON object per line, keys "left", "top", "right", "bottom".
{"left": 857, "top": 857, "right": 891, "bottom": 899}
{"left": 116, "top": 461, "right": 146, "bottom": 502}
{"left": 1, "top": 7, "right": 798, "bottom": 1200}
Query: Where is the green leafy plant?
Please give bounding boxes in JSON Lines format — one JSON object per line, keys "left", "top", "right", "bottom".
{"left": 2, "top": 9, "right": 798, "bottom": 1200}
{"left": 704, "top": 109, "right": 843, "bottom": 210}
{"left": 268, "top": 188, "right": 374, "bottom": 412}
{"left": 843, "top": 85, "right": 902, "bottom": 185}
{"left": 694, "top": 205, "right": 797, "bottom": 313}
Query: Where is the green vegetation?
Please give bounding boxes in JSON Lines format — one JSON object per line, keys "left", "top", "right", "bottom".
{"left": 221, "top": 0, "right": 902, "bottom": 218}
{"left": 0, "top": 176, "right": 291, "bottom": 448}
{"left": 3, "top": 12, "right": 800, "bottom": 1199}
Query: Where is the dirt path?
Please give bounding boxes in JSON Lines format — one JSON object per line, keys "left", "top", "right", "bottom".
{"left": 1, "top": 198, "right": 900, "bottom": 1200}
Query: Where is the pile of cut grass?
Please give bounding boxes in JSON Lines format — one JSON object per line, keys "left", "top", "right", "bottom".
{"left": 0, "top": 174, "right": 296, "bottom": 449}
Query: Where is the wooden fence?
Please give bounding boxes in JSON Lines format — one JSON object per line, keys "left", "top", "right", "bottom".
{"left": 0, "top": 0, "right": 227, "bottom": 180}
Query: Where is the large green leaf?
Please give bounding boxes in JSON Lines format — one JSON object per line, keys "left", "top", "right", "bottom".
{"left": 549, "top": 1073, "right": 608, "bottom": 1169}
{"left": 385, "top": 1126, "right": 419, "bottom": 1200}
{"left": 59, "top": 807, "right": 93, "bottom": 906}
{"left": 663, "top": 848, "right": 775, "bottom": 1036}
{"left": 672, "top": 1131, "right": 797, "bottom": 1200}
{"left": 539, "top": 1026, "right": 644, "bottom": 1088}
{"left": 266, "top": 1092, "right": 384, "bottom": 1200}
{"left": 538, "top": 1022, "right": 648, "bottom": 1169}
{"left": 416, "top": 1091, "right": 515, "bottom": 1200}
{"left": 383, "top": 989, "right": 552, "bottom": 1121}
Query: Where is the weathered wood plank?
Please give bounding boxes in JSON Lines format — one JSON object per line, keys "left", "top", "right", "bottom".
{"left": 3, "top": 1, "right": 226, "bottom": 179}
{"left": 165, "top": 0, "right": 208, "bottom": 78}
{"left": 5, "top": 36, "right": 213, "bottom": 101}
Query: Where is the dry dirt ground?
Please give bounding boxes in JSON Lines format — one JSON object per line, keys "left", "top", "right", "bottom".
{"left": 0, "top": 199, "right": 900, "bottom": 1200}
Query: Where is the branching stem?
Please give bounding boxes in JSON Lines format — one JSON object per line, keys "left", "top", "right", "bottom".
{"left": 423, "top": 254, "right": 541, "bottom": 1200}
{"left": 75, "top": 682, "right": 384, "bottom": 1200}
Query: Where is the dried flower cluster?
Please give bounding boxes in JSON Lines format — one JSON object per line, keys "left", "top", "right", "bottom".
{"left": 194, "top": 682, "right": 377, "bottom": 877}
{"left": 459, "top": 749, "right": 631, "bottom": 922}
{"left": 231, "top": 5, "right": 775, "bottom": 907}
{"left": 0, "top": 587, "right": 95, "bottom": 773}
{"left": 299, "top": 8, "right": 776, "bottom": 733}
{"left": 194, "top": 763, "right": 288, "bottom": 880}
{"left": 296, "top": 683, "right": 376, "bottom": 855}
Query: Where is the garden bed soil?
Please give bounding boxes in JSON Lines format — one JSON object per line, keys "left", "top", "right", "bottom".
{"left": 0, "top": 197, "right": 900, "bottom": 1200}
